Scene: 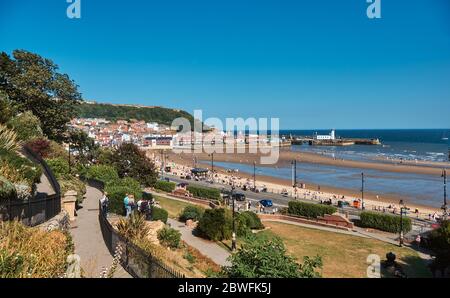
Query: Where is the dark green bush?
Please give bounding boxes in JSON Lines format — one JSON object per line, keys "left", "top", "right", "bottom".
{"left": 179, "top": 205, "right": 204, "bottom": 222}
{"left": 187, "top": 185, "right": 221, "bottom": 201}
{"left": 0, "top": 149, "right": 42, "bottom": 186}
{"left": 46, "top": 158, "right": 70, "bottom": 178}
{"left": 104, "top": 178, "right": 142, "bottom": 215}
{"left": 288, "top": 201, "right": 337, "bottom": 219}
{"left": 157, "top": 227, "right": 181, "bottom": 249}
{"left": 142, "top": 192, "right": 153, "bottom": 200}
{"left": 198, "top": 208, "right": 233, "bottom": 241}
{"left": 152, "top": 207, "right": 168, "bottom": 224}
{"left": 238, "top": 211, "right": 264, "bottom": 230}
{"left": 359, "top": 211, "right": 412, "bottom": 233}
{"left": 0, "top": 176, "right": 17, "bottom": 201}
{"left": 154, "top": 180, "right": 176, "bottom": 193}
{"left": 85, "top": 165, "right": 119, "bottom": 184}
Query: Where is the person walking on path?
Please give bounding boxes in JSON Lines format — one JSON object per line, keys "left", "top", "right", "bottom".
{"left": 100, "top": 191, "right": 109, "bottom": 215}
{"left": 124, "top": 193, "right": 131, "bottom": 218}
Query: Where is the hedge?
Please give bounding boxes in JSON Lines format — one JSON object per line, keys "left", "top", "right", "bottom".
{"left": 104, "top": 178, "right": 143, "bottom": 215}
{"left": 238, "top": 211, "right": 264, "bottom": 230}
{"left": 179, "top": 205, "right": 204, "bottom": 222}
{"left": 152, "top": 207, "right": 168, "bottom": 224}
{"left": 288, "top": 201, "right": 337, "bottom": 219}
{"left": 198, "top": 208, "right": 233, "bottom": 241}
{"left": 359, "top": 211, "right": 412, "bottom": 233}
{"left": 154, "top": 180, "right": 176, "bottom": 193}
{"left": 187, "top": 185, "right": 221, "bottom": 201}
{"left": 85, "top": 165, "right": 119, "bottom": 184}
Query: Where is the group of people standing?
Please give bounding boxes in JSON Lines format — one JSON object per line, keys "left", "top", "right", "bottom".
{"left": 99, "top": 191, "right": 154, "bottom": 220}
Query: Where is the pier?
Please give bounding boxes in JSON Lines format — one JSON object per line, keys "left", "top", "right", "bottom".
{"left": 285, "top": 130, "right": 381, "bottom": 147}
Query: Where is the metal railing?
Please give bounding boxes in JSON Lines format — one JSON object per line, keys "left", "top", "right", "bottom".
{"left": 86, "top": 178, "right": 184, "bottom": 278}
{"left": 0, "top": 146, "right": 61, "bottom": 227}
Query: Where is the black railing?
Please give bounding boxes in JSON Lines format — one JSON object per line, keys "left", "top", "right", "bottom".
{"left": 85, "top": 178, "right": 185, "bottom": 278}
{"left": 0, "top": 147, "right": 61, "bottom": 227}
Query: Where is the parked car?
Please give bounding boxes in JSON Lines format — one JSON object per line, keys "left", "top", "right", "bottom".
{"left": 259, "top": 199, "right": 273, "bottom": 207}
{"left": 232, "top": 193, "right": 246, "bottom": 202}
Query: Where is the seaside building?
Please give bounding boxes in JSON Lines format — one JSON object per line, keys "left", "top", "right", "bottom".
{"left": 314, "top": 129, "right": 336, "bottom": 141}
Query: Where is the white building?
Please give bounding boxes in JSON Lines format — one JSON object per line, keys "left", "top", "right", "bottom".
{"left": 314, "top": 129, "right": 336, "bottom": 140}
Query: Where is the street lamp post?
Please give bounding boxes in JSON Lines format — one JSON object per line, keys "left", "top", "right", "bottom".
{"left": 361, "top": 173, "right": 365, "bottom": 210}
{"left": 291, "top": 160, "right": 297, "bottom": 187}
{"left": 68, "top": 142, "right": 71, "bottom": 173}
{"left": 211, "top": 153, "right": 214, "bottom": 173}
{"left": 231, "top": 184, "right": 237, "bottom": 251}
{"left": 442, "top": 169, "right": 448, "bottom": 221}
{"left": 399, "top": 199, "right": 405, "bottom": 247}
{"left": 253, "top": 161, "right": 256, "bottom": 191}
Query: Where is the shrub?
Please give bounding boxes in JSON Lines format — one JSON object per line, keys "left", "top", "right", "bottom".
{"left": 198, "top": 208, "right": 233, "bottom": 241}
{"left": 104, "top": 178, "right": 143, "bottom": 215}
{"left": 116, "top": 213, "right": 150, "bottom": 241}
{"left": 0, "top": 124, "right": 21, "bottom": 153}
{"left": 142, "top": 192, "right": 153, "bottom": 201}
{"left": 7, "top": 111, "right": 43, "bottom": 142}
{"left": 46, "top": 158, "right": 70, "bottom": 179}
{"left": 59, "top": 176, "right": 86, "bottom": 205}
{"left": 25, "top": 138, "right": 51, "bottom": 159}
{"left": 288, "top": 201, "right": 337, "bottom": 219}
{"left": 0, "top": 150, "right": 42, "bottom": 187}
{"left": 187, "top": 185, "right": 221, "bottom": 201}
{"left": 152, "top": 207, "right": 168, "bottom": 224}
{"left": 179, "top": 205, "right": 204, "bottom": 222}
{"left": 154, "top": 180, "right": 176, "bottom": 193}
{"left": 85, "top": 165, "right": 119, "bottom": 184}
{"left": 238, "top": 211, "right": 264, "bottom": 230}
{"left": 157, "top": 227, "right": 181, "bottom": 249}
{"left": 14, "top": 183, "right": 32, "bottom": 201}
{"left": 359, "top": 211, "right": 412, "bottom": 233}
{"left": 0, "top": 176, "right": 17, "bottom": 201}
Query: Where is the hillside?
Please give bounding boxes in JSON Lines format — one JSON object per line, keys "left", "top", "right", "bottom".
{"left": 76, "top": 102, "right": 195, "bottom": 126}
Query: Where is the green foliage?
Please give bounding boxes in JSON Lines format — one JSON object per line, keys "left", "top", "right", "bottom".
{"left": 179, "top": 205, "right": 204, "bottom": 222}
{"left": 0, "top": 91, "right": 15, "bottom": 124}
{"left": 0, "top": 176, "right": 17, "bottom": 201}
{"left": 198, "top": 208, "right": 233, "bottom": 241}
{"left": 0, "top": 149, "right": 42, "bottom": 187}
{"left": 288, "top": 201, "right": 337, "bottom": 219}
{"left": 67, "top": 128, "right": 99, "bottom": 165}
{"left": 112, "top": 143, "right": 158, "bottom": 187}
{"left": 0, "top": 124, "right": 21, "bottom": 153}
{"left": 25, "top": 138, "right": 51, "bottom": 159}
{"left": 238, "top": 211, "right": 264, "bottom": 230}
{"left": 46, "top": 158, "right": 70, "bottom": 179}
{"left": 104, "top": 178, "right": 143, "bottom": 215}
{"left": 223, "top": 234, "right": 322, "bottom": 278}
{"left": 359, "top": 211, "right": 412, "bottom": 233}
{"left": 142, "top": 192, "right": 153, "bottom": 200}
{"left": 85, "top": 165, "right": 119, "bottom": 184}
{"left": 154, "top": 180, "right": 176, "bottom": 192}
{"left": 157, "top": 227, "right": 181, "bottom": 249}
{"left": 427, "top": 220, "right": 450, "bottom": 273}
{"left": 7, "top": 111, "right": 43, "bottom": 142}
{"left": 187, "top": 185, "right": 221, "bottom": 201}
{"left": 152, "top": 207, "right": 169, "bottom": 224}
{"left": 116, "top": 212, "right": 150, "bottom": 241}
{"left": 76, "top": 102, "right": 195, "bottom": 127}
{"left": 0, "top": 50, "right": 82, "bottom": 141}
{"left": 59, "top": 175, "right": 86, "bottom": 205}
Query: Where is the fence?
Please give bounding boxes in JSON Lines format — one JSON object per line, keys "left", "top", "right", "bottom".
{"left": 85, "top": 178, "right": 185, "bottom": 278}
{"left": 0, "top": 146, "right": 61, "bottom": 227}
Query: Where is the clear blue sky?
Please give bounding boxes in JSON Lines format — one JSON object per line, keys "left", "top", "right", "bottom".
{"left": 1, "top": 0, "right": 449, "bottom": 129}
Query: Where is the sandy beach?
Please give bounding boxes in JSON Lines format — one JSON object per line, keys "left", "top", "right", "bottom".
{"left": 148, "top": 149, "right": 445, "bottom": 217}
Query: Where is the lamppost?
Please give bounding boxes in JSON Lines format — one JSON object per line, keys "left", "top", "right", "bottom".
{"left": 68, "top": 142, "right": 72, "bottom": 173}
{"left": 361, "top": 173, "right": 365, "bottom": 210}
{"left": 442, "top": 169, "right": 448, "bottom": 221}
{"left": 291, "top": 160, "right": 297, "bottom": 188}
{"left": 253, "top": 161, "right": 256, "bottom": 191}
{"left": 399, "top": 199, "right": 406, "bottom": 247}
{"left": 231, "top": 183, "right": 237, "bottom": 251}
{"left": 210, "top": 153, "right": 214, "bottom": 173}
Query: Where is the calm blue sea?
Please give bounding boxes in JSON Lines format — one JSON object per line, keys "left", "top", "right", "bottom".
{"left": 281, "top": 129, "right": 450, "bottom": 163}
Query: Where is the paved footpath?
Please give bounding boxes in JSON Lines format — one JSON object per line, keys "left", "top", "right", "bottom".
{"left": 167, "top": 218, "right": 231, "bottom": 267}
{"left": 70, "top": 186, "right": 131, "bottom": 278}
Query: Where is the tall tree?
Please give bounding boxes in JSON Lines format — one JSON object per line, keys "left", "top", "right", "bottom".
{"left": 0, "top": 50, "right": 82, "bottom": 141}
{"left": 112, "top": 143, "right": 158, "bottom": 187}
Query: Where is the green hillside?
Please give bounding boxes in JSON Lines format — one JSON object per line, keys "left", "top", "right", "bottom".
{"left": 76, "top": 102, "right": 195, "bottom": 126}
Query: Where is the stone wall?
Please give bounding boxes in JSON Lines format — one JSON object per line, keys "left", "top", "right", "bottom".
{"left": 37, "top": 210, "right": 70, "bottom": 232}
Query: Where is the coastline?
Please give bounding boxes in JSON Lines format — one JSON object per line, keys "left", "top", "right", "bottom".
{"left": 161, "top": 150, "right": 443, "bottom": 215}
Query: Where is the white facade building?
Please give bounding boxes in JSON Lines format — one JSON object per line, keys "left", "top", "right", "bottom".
{"left": 314, "top": 129, "right": 336, "bottom": 140}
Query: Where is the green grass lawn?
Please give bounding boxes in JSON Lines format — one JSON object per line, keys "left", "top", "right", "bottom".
{"left": 153, "top": 195, "right": 194, "bottom": 219}
{"left": 259, "top": 222, "right": 432, "bottom": 278}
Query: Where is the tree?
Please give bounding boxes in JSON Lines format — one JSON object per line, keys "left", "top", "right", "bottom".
{"left": 0, "top": 50, "right": 82, "bottom": 141}
{"left": 197, "top": 208, "right": 233, "bottom": 241}
{"left": 223, "top": 234, "right": 322, "bottom": 278}
{"left": 67, "top": 128, "right": 99, "bottom": 165}
{"left": 0, "top": 91, "right": 15, "bottom": 124}
{"left": 428, "top": 220, "right": 450, "bottom": 276}
{"left": 111, "top": 143, "right": 158, "bottom": 187}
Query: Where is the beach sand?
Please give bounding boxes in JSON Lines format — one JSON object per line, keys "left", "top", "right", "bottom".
{"left": 149, "top": 149, "right": 445, "bottom": 216}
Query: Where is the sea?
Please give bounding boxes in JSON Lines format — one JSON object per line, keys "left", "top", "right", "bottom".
{"left": 211, "top": 129, "right": 450, "bottom": 208}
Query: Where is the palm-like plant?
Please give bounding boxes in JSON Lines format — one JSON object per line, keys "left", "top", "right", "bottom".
{"left": 116, "top": 212, "right": 150, "bottom": 241}
{"left": 0, "top": 124, "right": 21, "bottom": 153}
